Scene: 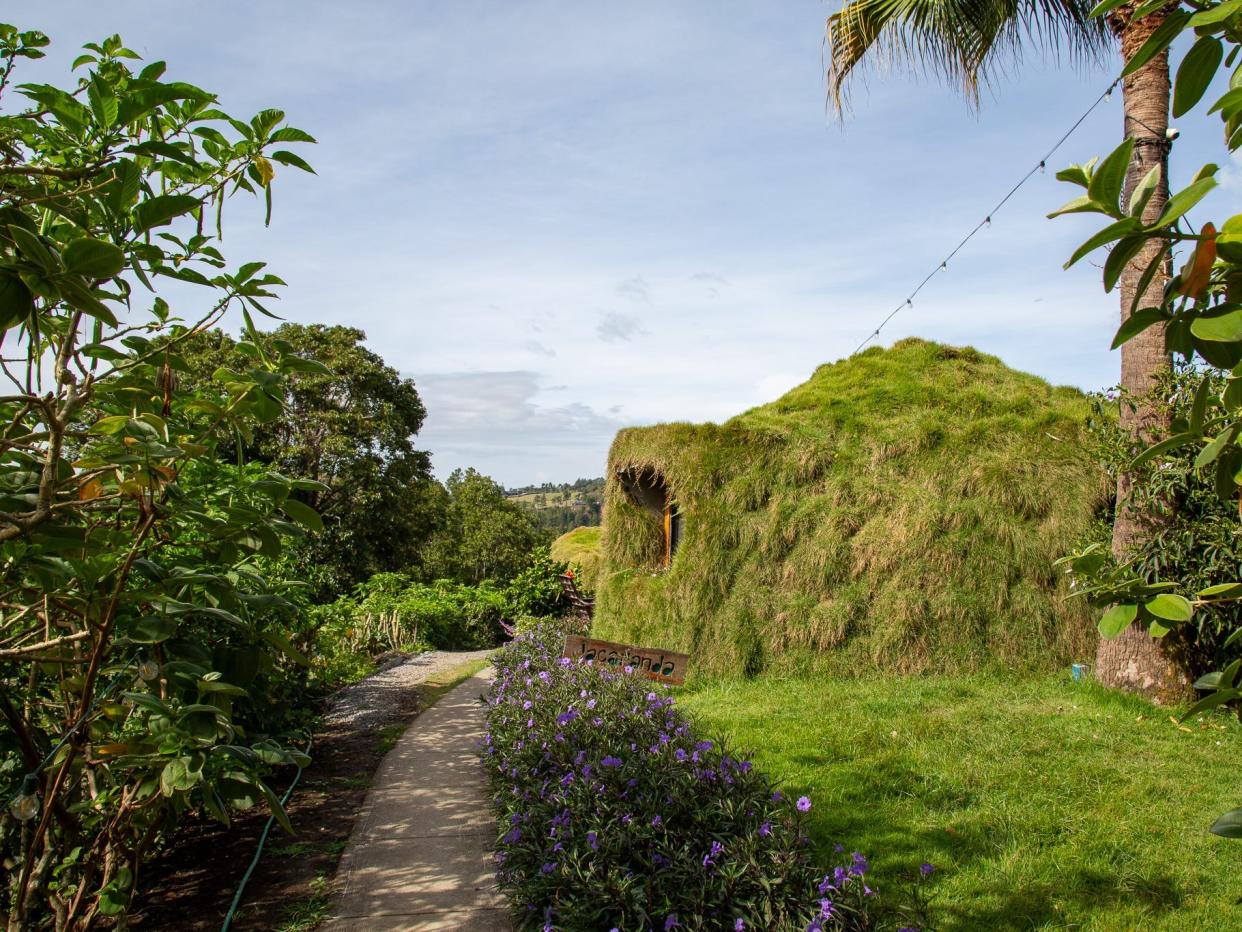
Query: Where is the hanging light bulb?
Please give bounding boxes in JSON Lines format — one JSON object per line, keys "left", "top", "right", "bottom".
{"left": 139, "top": 659, "right": 160, "bottom": 681}
{"left": 9, "top": 775, "right": 39, "bottom": 822}
{"left": 1039, "top": 160, "right": 1046, "bottom": 173}
{"left": 940, "top": 261, "right": 948, "bottom": 272}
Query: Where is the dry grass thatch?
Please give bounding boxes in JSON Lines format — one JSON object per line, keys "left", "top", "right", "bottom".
{"left": 592, "top": 338, "right": 1108, "bottom": 679}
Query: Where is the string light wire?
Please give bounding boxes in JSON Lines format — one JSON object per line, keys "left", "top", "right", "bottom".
{"left": 851, "top": 79, "right": 1121, "bottom": 355}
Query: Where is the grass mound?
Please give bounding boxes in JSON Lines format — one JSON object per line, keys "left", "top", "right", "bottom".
{"left": 593, "top": 338, "right": 1107, "bottom": 678}
{"left": 550, "top": 525, "right": 602, "bottom": 589}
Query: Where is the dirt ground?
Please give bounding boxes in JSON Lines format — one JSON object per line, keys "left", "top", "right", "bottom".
{"left": 128, "top": 650, "right": 493, "bottom": 931}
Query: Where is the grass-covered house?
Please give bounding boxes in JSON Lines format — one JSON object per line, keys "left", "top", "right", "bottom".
{"left": 592, "top": 338, "right": 1108, "bottom": 678}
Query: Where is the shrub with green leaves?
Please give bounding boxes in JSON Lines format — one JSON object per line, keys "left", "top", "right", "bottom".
{"left": 0, "top": 26, "right": 318, "bottom": 927}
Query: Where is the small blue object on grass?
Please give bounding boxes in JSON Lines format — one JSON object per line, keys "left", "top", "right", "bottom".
{"left": 1071, "top": 663, "right": 1089, "bottom": 682}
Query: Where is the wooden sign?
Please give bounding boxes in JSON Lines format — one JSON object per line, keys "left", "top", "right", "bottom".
{"left": 563, "top": 635, "right": 690, "bottom": 685}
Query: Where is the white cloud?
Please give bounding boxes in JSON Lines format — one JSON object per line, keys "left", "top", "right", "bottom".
{"left": 616, "top": 275, "right": 652, "bottom": 304}
{"left": 596, "top": 311, "right": 648, "bottom": 344}
{"left": 414, "top": 371, "right": 626, "bottom": 484}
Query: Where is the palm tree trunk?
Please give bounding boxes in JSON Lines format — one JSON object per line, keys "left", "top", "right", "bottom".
{"left": 1098, "top": 6, "right": 1192, "bottom": 702}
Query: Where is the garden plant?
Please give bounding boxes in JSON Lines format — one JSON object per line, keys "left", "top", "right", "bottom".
{"left": 0, "top": 25, "right": 321, "bottom": 927}
{"left": 1051, "top": 0, "right": 1242, "bottom": 837}
{"left": 483, "top": 619, "right": 934, "bottom": 931}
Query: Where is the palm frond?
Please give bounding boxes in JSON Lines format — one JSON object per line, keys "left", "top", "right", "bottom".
{"left": 826, "top": 0, "right": 1112, "bottom": 112}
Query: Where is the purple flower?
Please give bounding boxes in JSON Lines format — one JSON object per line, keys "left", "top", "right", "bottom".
{"left": 600, "top": 756, "right": 623, "bottom": 768}
{"left": 651, "top": 814, "right": 662, "bottom": 827}
{"left": 664, "top": 915, "right": 680, "bottom": 930}
{"left": 796, "top": 796, "right": 812, "bottom": 812}
{"left": 587, "top": 831, "right": 598, "bottom": 851}
{"left": 759, "top": 821, "right": 772, "bottom": 837}
{"left": 734, "top": 920, "right": 745, "bottom": 931}
{"left": 920, "top": 862, "right": 935, "bottom": 876}
{"left": 772, "top": 790, "right": 783, "bottom": 802}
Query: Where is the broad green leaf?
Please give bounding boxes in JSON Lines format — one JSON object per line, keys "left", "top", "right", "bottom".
{"left": 1175, "top": 38, "right": 1224, "bottom": 117}
{"left": 1128, "top": 164, "right": 1162, "bottom": 217}
{"left": 62, "top": 238, "right": 124, "bottom": 279}
{"left": 268, "top": 127, "right": 316, "bottom": 144}
{"left": 1191, "top": 307, "right": 1242, "bottom": 342}
{"left": 1198, "top": 582, "right": 1242, "bottom": 599}
{"left": 1183, "top": 689, "right": 1240, "bottom": 720}
{"left": 1122, "top": 9, "right": 1192, "bottom": 78}
{"left": 1128, "top": 244, "right": 1170, "bottom": 316}
{"left": 1102, "top": 234, "right": 1150, "bottom": 293}
{"left": 1191, "top": 374, "right": 1212, "bottom": 433}
{"left": 261, "top": 628, "right": 310, "bottom": 667}
{"left": 268, "top": 149, "right": 315, "bottom": 174}
{"left": 1064, "top": 218, "right": 1140, "bottom": 269}
{"left": 1195, "top": 426, "right": 1239, "bottom": 468}
{"left": 1111, "top": 307, "right": 1167, "bottom": 350}
{"left": 87, "top": 74, "right": 118, "bottom": 127}
{"left": 0, "top": 271, "right": 34, "bottom": 327}
{"left": 1145, "top": 593, "right": 1193, "bottom": 623}
{"left": 8, "top": 225, "right": 58, "bottom": 272}
{"left": 1087, "top": 139, "right": 1134, "bottom": 210}
{"left": 1210, "top": 808, "right": 1242, "bottom": 839}
{"left": 1191, "top": 0, "right": 1242, "bottom": 27}
{"left": 133, "top": 194, "right": 201, "bottom": 234}
{"left": 258, "top": 779, "right": 294, "bottom": 834}
{"left": 1154, "top": 177, "right": 1218, "bottom": 229}
{"left": 1088, "top": 0, "right": 1129, "bottom": 17}
{"left": 1047, "top": 195, "right": 1099, "bottom": 219}
{"left": 1195, "top": 671, "right": 1224, "bottom": 690}
{"left": 126, "top": 616, "right": 178, "bottom": 644}
{"left": 1098, "top": 603, "right": 1138, "bottom": 639}
{"left": 280, "top": 497, "right": 324, "bottom": 532}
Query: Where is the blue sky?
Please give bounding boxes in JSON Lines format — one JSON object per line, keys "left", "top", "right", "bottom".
{"left": 18, "top": 1, "right": 1241, "bottom": 486}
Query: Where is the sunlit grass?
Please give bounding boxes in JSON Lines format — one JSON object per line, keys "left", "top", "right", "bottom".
{"left": 681, "top": 671, "right": 1242, "bottom": 931}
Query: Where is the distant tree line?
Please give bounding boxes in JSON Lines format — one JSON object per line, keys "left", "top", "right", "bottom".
{"left": 181, "top": 324, "right": 548, "bottom": 598}
{"left": 506, "top": 478, "right": 604, "bottom": 534}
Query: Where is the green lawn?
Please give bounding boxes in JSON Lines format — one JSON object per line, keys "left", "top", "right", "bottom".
{"left": 680, "top": 672, "right": 1242, "bottom": 931}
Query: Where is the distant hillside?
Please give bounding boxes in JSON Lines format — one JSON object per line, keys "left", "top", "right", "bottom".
{"left": 506, "top": 478, "right": 604, "bottom": 534}
{"left": 551, "top": 526, "right": 602, "bottom": 590}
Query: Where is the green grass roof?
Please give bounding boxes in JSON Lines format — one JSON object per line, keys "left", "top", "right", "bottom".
{"left": 550, "top": 525, "right": 602, "bottom": 590}
{"left": 593, "top": 338, "right": 1107, "bottom": 679}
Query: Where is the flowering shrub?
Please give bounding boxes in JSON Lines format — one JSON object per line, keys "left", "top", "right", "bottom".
{"left": 483, "top": 620, "right": 884, "bottom": 931}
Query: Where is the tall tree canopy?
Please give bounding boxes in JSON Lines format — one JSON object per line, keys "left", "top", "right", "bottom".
{"left": 181, "top": 324, "right": 441, "bottom": 596}
{"left": 423, "top": 468, "right": 545, "bottom": 585}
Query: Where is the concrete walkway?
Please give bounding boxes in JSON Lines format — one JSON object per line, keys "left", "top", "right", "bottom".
{"left": 322, "top": 670, "right": 509, "bottom": 931}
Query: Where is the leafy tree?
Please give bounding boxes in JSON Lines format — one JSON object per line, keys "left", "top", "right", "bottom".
{"left": 825, "top": 0, "right": 1188, "bottom": 696}
{"left": 1080, "top": 367, "right": 1242, "bottom": 674}
{"left": 423, "top": 468, "right": 545, "bottom": 584}
{"left": 0, "top": 26, "right": 318, "bottom": 925}
{"left": 178, "top": 324, "right": 442, "bottom": 598}
{"left": 1051, "top": 0, "right": 1242, "bottom": 833}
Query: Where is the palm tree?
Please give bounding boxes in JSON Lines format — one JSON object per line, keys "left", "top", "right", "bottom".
{"left": 826, "top": 1, "right": 1190, "bottom": 700}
